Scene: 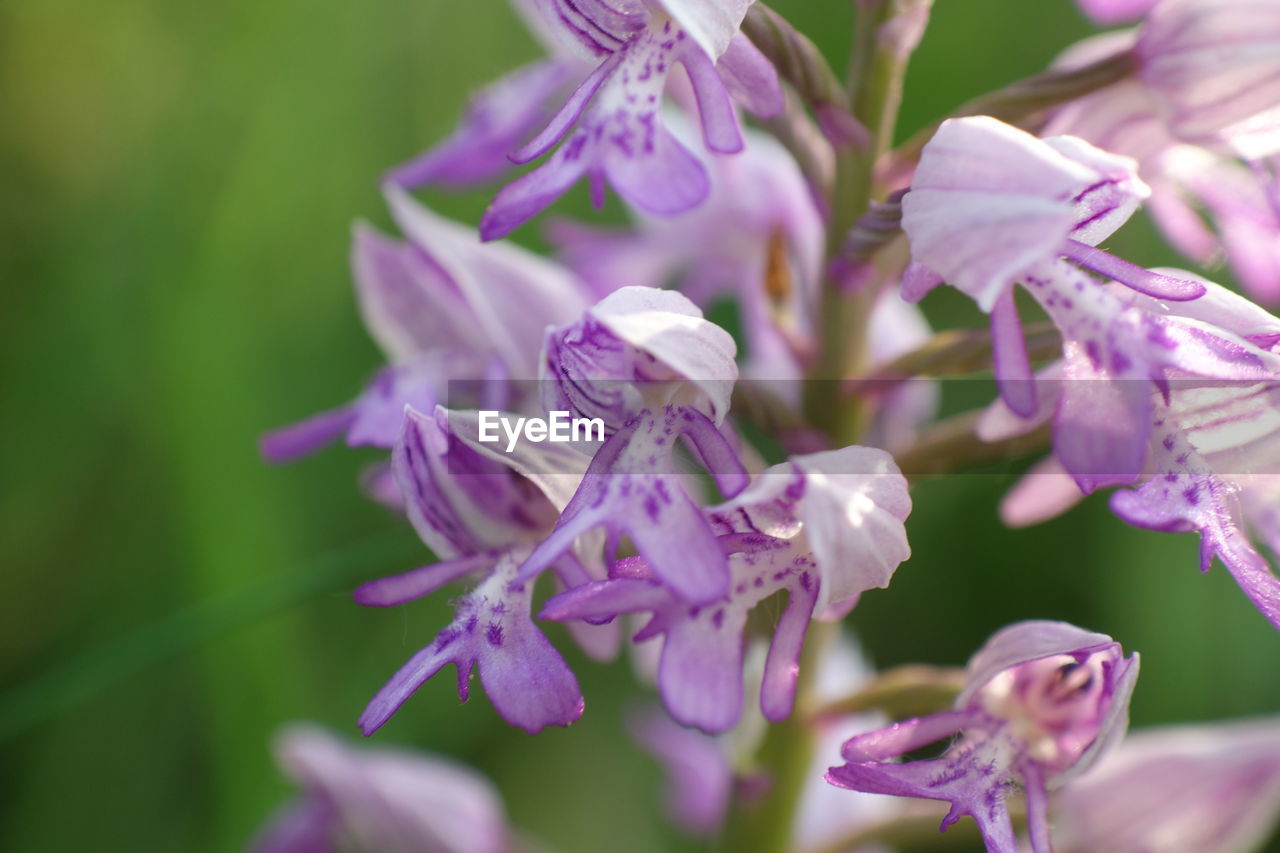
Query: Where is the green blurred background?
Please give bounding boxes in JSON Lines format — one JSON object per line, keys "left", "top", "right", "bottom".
{"left": 3, "top": 0, "right": 1278, "bottom": 850}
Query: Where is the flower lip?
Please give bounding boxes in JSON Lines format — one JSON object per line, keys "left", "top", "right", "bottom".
{"left": 976, "top": 649, "right": 1120, "bottom": 774}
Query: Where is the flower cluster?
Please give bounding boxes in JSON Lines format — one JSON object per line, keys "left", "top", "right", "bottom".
{"left": 257, "top": 0, "right": 1280, "bottom": 850}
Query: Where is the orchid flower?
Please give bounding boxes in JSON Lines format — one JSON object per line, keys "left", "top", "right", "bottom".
{"left": 901, "top": 116, "right": 1280, "bottom": 490}
{"left": 977, "top": 271, "right": 1280, "bottom": 630}
{"left": 479, "top": 0, "right": 782, "bottom": 239}
{"left": 1046, "top": 31, "right": 1280, "bottom": 303}
{"left": 518, "top": 286, "right": 748, "bottom": 604}
{"left": 549, "top": 122, "right": 823, "bottom": 381}
{"left": 542, "top": 446, "right": 911, "bottom": 732}
{"left": 261, "top": 187, "right": 587, "bottom": 463}
{"left": 827, "top": 621, "right": 1139, "bottom": 853}
{"left": 354, "top": 406, "right": 602, "bottom": 735}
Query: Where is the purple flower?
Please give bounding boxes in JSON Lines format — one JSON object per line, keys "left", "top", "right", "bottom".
{"left": 355, "top": 406, "right": 600, "bottom": 735}
{"left": 515, "top": 286, "right": 748, "bottom": 603}
{"left": 902, "top": 116, "right": 1280, "bottom": 488}
{"left": 1046, "top": 33, "right": 1280, "bottom": 303}
{"left": 827, "top": 620, "right": 1139, "bottom": 853}
{"left": 1049, "top": 717, "right": 1280, "bottom": 853}
{"left": 247, "top": 724, "right": 508, "bottom": 853}
{"left": 1137, "top": 0, "right": 1280, "bottom": 160}
{"left": 1110, "top": 386, "right": 1280, "bottom": 630}
{"left": 977, "top": 274, "right": 1280, "bottom": 630}
{"left": 540, "top": 285, "right": 739, "bottom": 431}
{"left": 542, "top": 446, "right": 911, "bottom": 732}
{"left": 261, "top": 187, "right": 587, "bottom": 463}
{"left": 479, "top": 0, "right": 782, "bottom": 239}
{"left": 518, "top": 404, "right": 749, "bottom": 604}
{"left": 549, "top": 124, "right": 824, "bottom": 382}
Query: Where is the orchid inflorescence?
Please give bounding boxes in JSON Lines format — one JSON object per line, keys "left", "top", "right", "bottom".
{"left": 254, "top": 1, "right": 1280, "bottom": 851}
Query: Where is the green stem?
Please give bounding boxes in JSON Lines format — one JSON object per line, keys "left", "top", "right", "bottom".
{"left": 721, "top": 620, "right": 838, "bottom": 853}
{"left": 805, "top": 0, "right": 917, "bottom": 445}
{"left": 727, "top": 7, "right": 929, "bottom": 852}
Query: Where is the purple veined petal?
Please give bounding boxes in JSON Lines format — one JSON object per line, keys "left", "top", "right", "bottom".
{"left": 1045, "top": 134, "right": 1150, "bottom": 245}
{"left": 828, "top": 735, "right": 1021, "bottom": 853}
{"left": 345, "top": 359, "right": 450, "bottom": 450}
{"left": 391, "top": 407, "right": 491, "bottom": 559}
{"left": 580, "top": 287, "right": 739, "bottom": 424}
{"left": 530, "top": 0, "right": 645, "bottom": 60}
{"left": 512, "top": 52, "right": 624, "bottom": 164}
{"left": 788, "top": 447, "right": 913, "bottom": 617}
{"left": 655, "top": 0, "right": 752, "bottom": 60}
{"left": 1054, "top": 338, "right": 1152, "bottom": 492}
{"left": 958, "top": 620, "right": 1119, "bottom": 709}
{"left": 1157, "top": 316, "right": 1277, "bottom": 381}
{"left": 260, "top": 405, "right": 357, "bottom": 463}
{"left": 353, "top": 552, "right": 499, "bottom": 607}
{"left": 350, "top": 223, "right": 477, "bottom": 363}
{"left": 1074, "top": 0, "right": 1158, "bottom": 25}
{"left": 628, "top": 706, "right": 733, "bottom": 836}
{"left": 831, "top": 623, "right": 1138, "bottom": 853}
{"left": 1121, "top": 267, "right": 1280, "bottom": 346}
{"left": 1062, "top": 239, "right": 1206, "bottom": 301}
{"left": 602, "top": 123, "right": 712, "bottom": 215}
{"left": 359, "top": 550, "right": 584, "bottom": 735}
{"left": 384, "top": 187, "right": 588, "bottom": 372}
{"left": 991, "top": 288, "right": 1039, "bottom": 418}
{"left": 998, "top": 454, "right": 1088, "bottom": 528}
{"left": 903, "top": 116, "right": 1148, "bottom": 312}
{"left": 443, "top": 407, "right": 590, "bottom": 512}
{"left": 516, "top": 408, "right": 734, "bottom": 604}
{"left": 1109, "top": 408, "right": 1280, "bottom": 629}
{"left": 481, "top": 131, "right": 594, "bottom": 241}
{"left": 384, "top": 59, "right": 575, "bottom": 188}
{"left": 759, "top": 565, "right": 819, "bottom": 722}
{"left": 904, "top": 185, "right": 1076, "bottom": 312}
{"left": 658, "top": 596, "right": 750, "bottom": 731}
{"left": 715, "top": 33, "right": 783, "bottom": 118}
{"left": 679, "top": 46, "right": 744, "bottom": 154}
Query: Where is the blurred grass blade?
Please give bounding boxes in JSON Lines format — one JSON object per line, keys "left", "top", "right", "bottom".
{"left": 0, "top": 530, "right": 418, "bottom": 741}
